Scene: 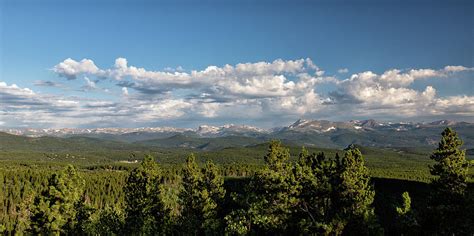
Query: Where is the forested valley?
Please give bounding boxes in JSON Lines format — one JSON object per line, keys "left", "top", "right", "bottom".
{"left": 0, "top": 128, "right": 473, "bottom": 235}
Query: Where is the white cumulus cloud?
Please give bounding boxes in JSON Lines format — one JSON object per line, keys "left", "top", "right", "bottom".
{"left": 122, "top": 87, "right": 129, "bottom": 96}
{"left": 53, "top": 58, "right": 103, "bottom": 80}
{"left": 1, "top": 59, "right": 470, "bottom": 127}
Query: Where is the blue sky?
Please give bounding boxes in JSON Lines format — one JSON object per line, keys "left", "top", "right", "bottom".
{"left": 1, "top": 0, "right": 473, "bottom": 128}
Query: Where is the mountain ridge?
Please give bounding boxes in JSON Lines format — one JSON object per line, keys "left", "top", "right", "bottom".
{"left": 1, "top": 119, "right": 473, "bottom": 150}
{"left": 2, "top": 119, "right": 470, "bottom": 138}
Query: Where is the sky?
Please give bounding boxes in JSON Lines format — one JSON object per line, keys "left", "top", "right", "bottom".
{"left": 0, "top": 0, "right": 473, "bottom": 128}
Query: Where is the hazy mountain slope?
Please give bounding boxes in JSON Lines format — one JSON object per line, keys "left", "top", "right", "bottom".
{"left": 0, "top": 132, "right": 144, "bottom": 152}
{"left": 136, "top": 134, "right": 264, "bottom": 150}
{"left": 68, "top": 131, "right": 186, "bottom": 143}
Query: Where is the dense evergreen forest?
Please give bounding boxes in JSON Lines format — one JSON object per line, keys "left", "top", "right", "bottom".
{"left": 0, "top": 128, "right": 473, "bottom": 235}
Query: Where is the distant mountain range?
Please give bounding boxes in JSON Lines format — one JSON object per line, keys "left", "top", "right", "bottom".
{"left": 271, "top": 119, "right": 474, "bottom": 149}
{"left": 1, "top": 119, "right": 473, "bottom": 150}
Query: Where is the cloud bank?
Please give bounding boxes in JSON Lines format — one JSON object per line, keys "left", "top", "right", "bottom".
{"left": 1, "top": 58, "right": 473, "bottom": 128}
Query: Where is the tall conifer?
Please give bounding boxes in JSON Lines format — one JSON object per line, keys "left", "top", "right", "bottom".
{"left": 29, "top": 165, "right": 85, "bottom": 235}
{"left": 427, "top": 128, "right": 469, "bottom": 234}
{"left": 123, "top": 155, "right": 169, "bottom": 234}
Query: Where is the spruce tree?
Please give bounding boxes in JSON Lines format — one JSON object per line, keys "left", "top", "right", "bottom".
{"left": 123, "top": 155, "right": 169, "bottom": 234}
{"left": 427, "top": 127, "right": 469, "bottom": 234}
{"left": 29, "top": 165, "right": 85, "bottom": 235}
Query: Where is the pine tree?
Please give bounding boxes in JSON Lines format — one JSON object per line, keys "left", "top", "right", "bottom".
{"left": 201, "top": 160, "right": 226, "bottom": 234}
{"left": 226, "top": 141, "right": 299, "bottom": 234}
{"left": 430, "top": 128, "right": 468, "bottom": 197}
{"left": 396, "top": 192, "right": 412, "bottom": 217}
{"left": 179, "top": 154, "right": 226, "bottom": 234}
{"left": 295, "top": 150, "right": 341, "bottom": 234}
{"left": 395, "top": 192, "right": 419, "bottom": 234}
{"left": 334, "top": 147, "right": 380, "bottom": 235}
{"left": 179, "top": 153, "right": 203, "bottom": 234}
{"left": 94, "top": 207, "right": 125, "bottom": 235}
{"left": 123, "top": 155, "right": 169, "bottom": 234}
{"left": 70, "top": 195, "right": 96, "bottom": 235}
{"left": 427, "top": 127, "right": 469, "bottom": 234}
{"left": 29, "top": 165, "right": 85, "bottom": 235}
{"left": 264, "top": 140, "right": 290, "bottom": 171}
